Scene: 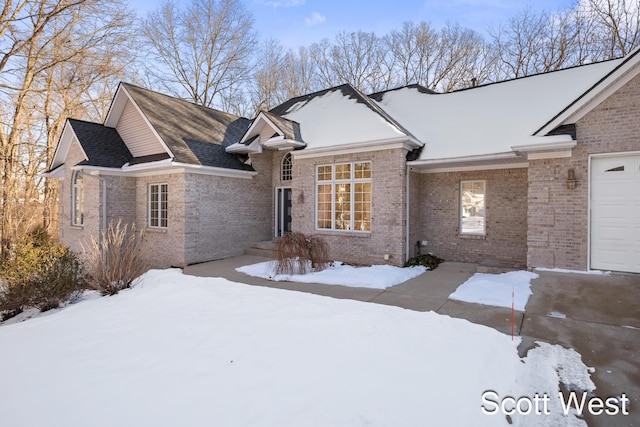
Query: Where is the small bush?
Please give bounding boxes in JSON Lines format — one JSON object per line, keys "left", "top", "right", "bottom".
{"left": 405, "top": 253, "right": 444, "bottom": 270}
{"left": 274, "top": 232, "right": 329, "bottom": 275}
{"left": 0, "top": 228, "right": 85, "bottom": 319}
{"left": 84, "top": 220, "right": 147, "bottom": 295}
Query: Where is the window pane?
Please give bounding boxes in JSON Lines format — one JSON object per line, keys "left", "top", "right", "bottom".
{"left": 335, "top": 163, "right": 351, "bottom": 180}
{"left": 72, "top": 172, "right": 84, "bottom": 226}
{"left": 354, "top": 162, "right": 371, "bottom": 179}
{"left": 317, "top": 165, "right": 332, "bottom": 181}
{"left": 354, "top": 182, "right": 371, "bottom": 231}
{"left": 316, "top": 184, "right": 332, "bottom": 229}
{"left": 335, "top": 183, "right": 351, "bottom": 230}
{"left": 281, "top": 153, "right": 292, "bottom": 181}
{"left": 460, "top": 181, "right": 485, "bottom": 234}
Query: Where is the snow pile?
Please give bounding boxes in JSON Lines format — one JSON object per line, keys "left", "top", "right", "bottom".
{"left": 237, "top": 260, "right": 426, "bottom": 289}
{"left": 448, "top": 271, "right": 538, "bottom": 311}
{"left": 0, "top": 269, "right": 594, "bottom": 426}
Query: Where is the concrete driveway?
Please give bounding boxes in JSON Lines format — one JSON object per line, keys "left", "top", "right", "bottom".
{"left": 184, "top": 256, "right": 639, "bottom": 426}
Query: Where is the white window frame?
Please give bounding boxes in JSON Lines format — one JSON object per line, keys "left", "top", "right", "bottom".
{"left": 148, "top": 183, "right": 168, "bottom": 229}
{"left": 281, "top": 152, "right": 292, "bottom": 181}
{"left": 459, "top": 180, "right": 486, "bottom": 236}
{"left": 315, "top": 161, "right": 372, "bottom": 233}
{"left": 71, "top": 171, "right": 84, "bottom": 226}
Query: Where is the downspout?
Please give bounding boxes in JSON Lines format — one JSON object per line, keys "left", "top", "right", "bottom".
{"left": 405, "top": 164, "right": 411, "bottom": 263}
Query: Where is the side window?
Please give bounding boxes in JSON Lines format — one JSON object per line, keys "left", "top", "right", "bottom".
{"left": 72, "top": 171, "right": 84, "bottom": 226}
{"left": 460, "top": 180, "right": 485, "bottom": 235}
{"left": 148, "top": 183, "right": 168, "bottom": 228}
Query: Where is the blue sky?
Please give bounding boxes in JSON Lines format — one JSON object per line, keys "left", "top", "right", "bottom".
{"left": 130, "top": 0, "right": 578, "bottom": 47}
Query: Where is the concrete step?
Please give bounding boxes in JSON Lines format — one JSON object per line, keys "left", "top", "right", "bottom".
{"left": 476, "top": 260, "right": 525, "bottom": 274}
{"left": 243, "top": 241, "right": 276, "bottom": 258}
{"left": 252, "top": 241, "right": 276, "bottom": 251}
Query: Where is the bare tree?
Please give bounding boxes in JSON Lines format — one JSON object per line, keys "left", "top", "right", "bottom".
{"left": 580, "top": 0, "right": 640, "bottom": 56}
{"left": 141, "top": 0, "right": 257, "bottom": 110}
{"left": 311, "top": 30, "right": 390, "bottom": 93}
{"left": 251, "top": 38, "right": 288, "bottom": 113}
{"left": 0, "top": 0, "right": 135, "bottom": 249}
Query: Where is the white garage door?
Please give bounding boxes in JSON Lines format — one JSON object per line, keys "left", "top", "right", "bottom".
{"left": 591, "top": 154, "right": 640, "bottom": 273}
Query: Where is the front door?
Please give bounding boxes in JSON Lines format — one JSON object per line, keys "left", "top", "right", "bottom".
{"left": 275, "top": 188, "right": 292, "bottom": 237}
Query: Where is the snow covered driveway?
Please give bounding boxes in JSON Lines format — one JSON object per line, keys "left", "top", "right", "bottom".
{"left": 0, "top": 269, "right": 594, "bottom": 426}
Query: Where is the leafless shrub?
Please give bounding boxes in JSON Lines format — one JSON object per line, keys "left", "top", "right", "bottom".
{"left": 84, "top": 220, "right": 147, "bottom": 295}
{"left": 274, "top": 232, "right": 329, "bottom": 275}
{"left": 307, "top": 235, "right": 329, "bottom": 271}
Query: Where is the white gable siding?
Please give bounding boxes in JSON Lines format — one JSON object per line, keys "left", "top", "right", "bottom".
{"left": 116, "top": 100, "right": 167, "bottom": 157}
{"left": 259, "top": 124, "right": 280, "bottom": 142}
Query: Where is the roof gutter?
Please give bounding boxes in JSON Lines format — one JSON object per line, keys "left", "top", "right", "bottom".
{"left": 293, "top": 137, "right": 421, "bottom": 160}
{"left": 408, "top": 151, "right": 520, "bottom": 168}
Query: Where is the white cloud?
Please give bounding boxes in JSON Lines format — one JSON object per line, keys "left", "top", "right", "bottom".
{"left": 256, "top": 0, "right": 305, "bottom": 7}
{"left": 305, "top": 11, "right": 326, "bottom": 27}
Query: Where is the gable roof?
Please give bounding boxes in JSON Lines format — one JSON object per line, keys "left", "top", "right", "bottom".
{"left": 373, "top": 58, "right": 624, "bottom": 163}
{"left": 269, "top": 84, "right": 420, "bottom": 150}
{"left": 535, "top": 44, "right": 640, "bottom": 136}
{"left": 69, "top": 119, "right": 133, "bottom": 168}
{"left": 259, "top": 110, "right": 303, "bottom": 142}
{"left": 116, "top": 83, "right": 253, "bottom": 171}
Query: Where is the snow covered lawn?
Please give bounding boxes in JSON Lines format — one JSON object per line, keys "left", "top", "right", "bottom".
{"left": 0, "top": 269, "right": 594, "bottom": 426}
{"left": 237, "top": 260, "right": 426, "bottom": 289}
{"left": 449, "top": 271, "right": 538, "bottom": 311}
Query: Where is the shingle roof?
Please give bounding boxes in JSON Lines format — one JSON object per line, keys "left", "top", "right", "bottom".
{"left": 270, "top": 83, "right": 417, "bottom": 141}
{"left": 69, "top": 119, "right": 132, "bottom": 168}
{"left": 121, "top": 83, "right": 253, "bottom": 171}
{"left": 259, "top": 110, "right": 303, "bottom": 142}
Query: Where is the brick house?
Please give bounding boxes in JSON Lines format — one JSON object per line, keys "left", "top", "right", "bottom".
{"left": 46, "top": 46, "right": 640, "bottom": 273}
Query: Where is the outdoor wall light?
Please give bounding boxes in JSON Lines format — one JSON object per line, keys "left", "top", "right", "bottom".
{"left": 566, "top": 168, "right": 577, "bottom": 190}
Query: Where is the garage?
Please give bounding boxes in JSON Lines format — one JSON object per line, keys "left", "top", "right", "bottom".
{"left": 590, "top": 153, "right": 640, "bottom": 273}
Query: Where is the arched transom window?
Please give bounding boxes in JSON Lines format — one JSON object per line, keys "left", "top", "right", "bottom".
{"left": 281, "top": 152, "right": 292, "bottom": 181}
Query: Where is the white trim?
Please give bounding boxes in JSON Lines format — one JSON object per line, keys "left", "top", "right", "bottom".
{"left": 294, "top": 138, "right": 416, "bottom": 160}
{"left": 171, "top": 162, "right": 257, "bottom": 179}
{"left": 122, "top": 158, "right": 173, "bottom": 170}
{"left": 240, "top": 112, "right": 285, "bottom": 144}
{"left": 75, "top": 162, "right": 257, "bottom": 179}
{"left": 409, "top": 151, "right": 520, "bottom": 168}
{"left": 41, "top": 163, "right": 65, "bottom": 179}
{"left": 50, "top": 122, "right": 89, "bottom": 171}
{"left": 414, "top": 162, "right": 528, "bottom": 174}
{"left": 263, "top": 138, "right": 306, "bottom": 150}
{"left": 226, "top": 137, "right": 263, "bottom": 154}
{"left": 512, "top": 139, "right": 577, "bottom": 152}
{"left": 527, "top": 150, "right": 573, "bottom": 160}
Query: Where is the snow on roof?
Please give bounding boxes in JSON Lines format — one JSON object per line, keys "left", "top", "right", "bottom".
{"left": 373, "top": 58, "right": 624, "bottom": 161}
{"left": 279, "top": 86, "right": 409, "bottom": 149}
